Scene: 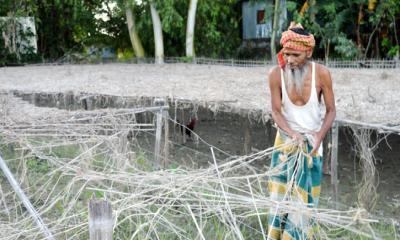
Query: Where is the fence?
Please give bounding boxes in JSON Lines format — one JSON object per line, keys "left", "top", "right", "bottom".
{"left": 1, "top": 91, "right": 397, "bottom": 239}
{"left": 0, "top": 100, "right": 169, "bottom": 239}
{"left": 33, "top": 55, "right": 400, "bottom": 69}
{"left": 314, "top": 59, "right": 400, "bottom": 69}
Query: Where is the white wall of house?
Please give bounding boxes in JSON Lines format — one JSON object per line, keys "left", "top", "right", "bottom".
{"left": 242, "top": 0, "right": 287, "bottom": 40}
{"left": 0, "top": 17, "right": 37, "bottom": 54}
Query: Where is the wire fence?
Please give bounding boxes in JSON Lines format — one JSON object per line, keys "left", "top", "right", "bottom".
{"left": 314, "top": 59, "right": 400, "bottom": 69}
{"left": 0, "top": 92, "right": 393, "bottom": 240}
{"left": 32, "top": 55, "right": 400, "bottom": 69}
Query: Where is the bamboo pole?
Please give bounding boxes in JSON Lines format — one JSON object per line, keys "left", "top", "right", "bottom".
{"left": 154, "top": 99, "right": 166, "bottom": 169}
{"left": 0, "top": 154, "right": 55, "bottom": 240}
{"left": 243, "top": 118, "right": 251, "bottom": 155}
{"left": 323, "top": 128, "right": 332, "bottom": 175}
{"left": 88, "top": 199, "right": 114, "bottom": 240}
{"left": 154, "top": 109, "right": 163, "bottom": 169}
{"left": 163, "top": 110, "right": 170, "bottom": 168}
{"left": 331, "top": 121, "right": 339, "bottom": 208}
{"left": 181, "top": 109, "right": 186, "bottom": 144}
{"left": 337, "top": 118, "right": 400, "bottom": 133}
{"left": 173, "top": 100, "right": 177, "bottom": 141}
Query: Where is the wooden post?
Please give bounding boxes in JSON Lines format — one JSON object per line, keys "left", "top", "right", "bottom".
{"left": 243, "top": 117, "right": 251, "bottom": 155}
{"left": 181, "top": 109, "right": 186, "bottom": 144}
{"left": 154, "top": 98, "right": 165, "bottom": 169}
{"left": 163, "top": 109, "right": 170, "bottom": 168}
{"left": 331, "top": 121, "right": 339, "bottom": 208}
{"left": 117, "top": 132, "right": 128, "bottom": 169}
{"left": 173, "top": 100, "right": 177, "bottom": 141}
{"left": 88, "top": 199, "right": 114, "bottom": 240}
{"left": 323, "top": 129, "right": 332, "bottom": 175}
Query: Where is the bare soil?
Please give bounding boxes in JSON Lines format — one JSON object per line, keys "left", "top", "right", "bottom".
{"left": 1, "top": 63, "right": 400, "bottom": 124}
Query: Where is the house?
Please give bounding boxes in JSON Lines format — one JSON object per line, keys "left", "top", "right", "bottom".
{"left": 240, "top": 0, "right": 287, "bottom": 57}
{"left": 0, "top": 17, "right": 37, "bottom": 54}
{"left": 242, "top": 0, "right": 287, "bottom": 40}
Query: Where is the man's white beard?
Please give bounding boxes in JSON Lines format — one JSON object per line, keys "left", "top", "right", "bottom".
{"left": 284, "top": 62, "right": 309, "bottom": 96}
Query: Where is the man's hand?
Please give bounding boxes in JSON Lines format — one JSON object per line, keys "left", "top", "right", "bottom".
{"left": 310, "top": 132, "right": 323, "bottom": 155}
{"left": 290, "top": 131, "right": 304, "bottom": 145}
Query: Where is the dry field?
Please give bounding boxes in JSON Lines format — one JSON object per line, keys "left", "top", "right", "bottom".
{"left": 0, "top": 63, "right": 399, "bottom": 125}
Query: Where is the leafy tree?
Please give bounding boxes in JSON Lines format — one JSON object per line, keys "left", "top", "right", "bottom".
{"left": 363, "top": 0, "right": 400, "bottom": 58}
{"left": 194, "top": 0, "right": 241, "bottom": 58}
{"left": 287, "top": 0, "right": 358, "bottom": 60}
{"left": 0, "top": 0, "right": 39, "bottom": 63}
{"left": 288, "top": 0, "right": 400, "bottom": 59}
{"left": 2, "top": 0, "right": 398, "bottom": 62}
{"left": 334, "top": 35, "right": 359, "bottom": 59}
{"left": 1, "top": 0, "right": 131, "bottom": 61}
{"left": 128, "top": 0, "right": 241, "bottom": 58}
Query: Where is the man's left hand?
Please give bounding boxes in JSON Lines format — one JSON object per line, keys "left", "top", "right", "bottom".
{"left": 310, "top": 132, "right": 323, "bottom": 155}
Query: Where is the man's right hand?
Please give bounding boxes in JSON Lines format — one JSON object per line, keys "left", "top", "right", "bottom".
{"left": 290, "top": 131, "right": 304, "bottom": 145}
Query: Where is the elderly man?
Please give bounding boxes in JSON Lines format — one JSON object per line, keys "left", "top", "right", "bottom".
{"left": 267, "top": 22, "right": 336, "bottom": 239}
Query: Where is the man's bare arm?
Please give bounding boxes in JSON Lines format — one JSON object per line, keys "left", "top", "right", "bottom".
{"left": 311, "top": 65, "right": 336, "bottom": 154}
{"left": 268, "top": 67, "right": 303, "bottom": 141}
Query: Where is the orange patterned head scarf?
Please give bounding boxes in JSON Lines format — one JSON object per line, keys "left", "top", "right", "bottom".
{"left": 277, "top": 22, "right": 315, "bottom": 68}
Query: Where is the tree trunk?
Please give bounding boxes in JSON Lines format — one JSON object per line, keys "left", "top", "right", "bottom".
{"left": 374, "top": 34, "right": 380, "bottom": 58}
{"left": 5, "top": 11, "right": 20, "bottom": 60}
{"left": 309, "top": 0, "right": 316, "bottom": 22}
{"left": 126, "top": 7, "right": 145, "bottom": 57}
{"left": 10, "top": 1, "right": 19, "bottom": 59}
{"left": 356, "top": 4, "right": 364, "bottom": 54}
{"left": 365, "top": 19, "right": 380, "bottom": 59}
{"left": 150, "top": 3, "right": 164, "bottom": 64}
{"left": 270, "top": 0, "right": 280, "bottom": 64}
{"left": 186, "top": 0, "right": 198, "bottom": 58}
{"left": 325, "top": 39, "right": 330, "bottom": 65}
{"left": 393, "top": 15, "right": 399, "bottom": 59}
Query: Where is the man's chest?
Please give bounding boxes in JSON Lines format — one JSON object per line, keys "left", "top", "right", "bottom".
{"left": 286, "top": 77, "right": 322, "bottom": 105}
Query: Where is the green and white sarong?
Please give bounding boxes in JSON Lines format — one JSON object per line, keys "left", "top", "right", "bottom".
{"left": 267, "top": 130, "right": 323, "bottom": 240}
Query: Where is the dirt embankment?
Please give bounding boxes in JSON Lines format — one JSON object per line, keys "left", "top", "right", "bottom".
{"left": 0, "top": 63, "right": 399, "bottom": 125}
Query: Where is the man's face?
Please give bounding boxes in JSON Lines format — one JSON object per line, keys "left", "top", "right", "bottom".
{"left": 282, "top": 48, "right": 312, "bottom": 96}
{"left": 282, "top": 48, "right": 311, "bottom": 69}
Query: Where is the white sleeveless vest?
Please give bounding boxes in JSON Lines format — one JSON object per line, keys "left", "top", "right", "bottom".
{"left": 280, "top": 62, "right": 323, "bottom": 133}
{"left": 280, "top": 62, "right": 324, "bottom": 155}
